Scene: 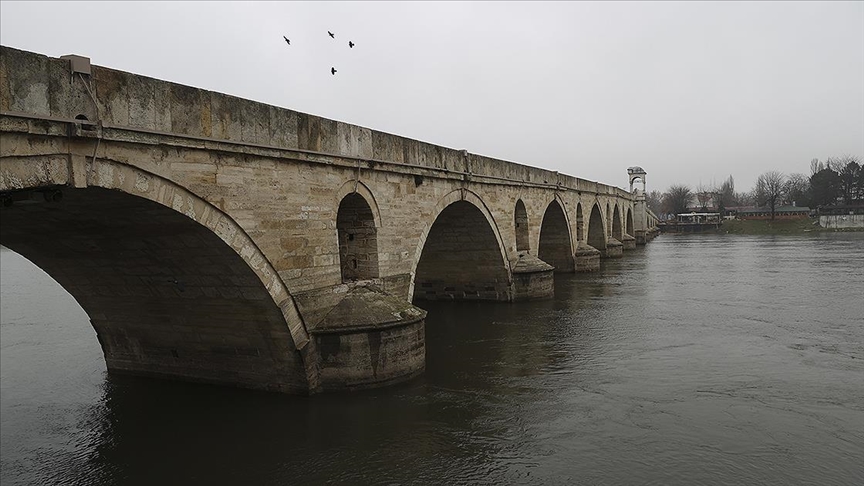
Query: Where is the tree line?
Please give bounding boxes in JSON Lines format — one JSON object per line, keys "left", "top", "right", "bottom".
{"left": 647, "top": 155, "right": 864, "bottom": 219}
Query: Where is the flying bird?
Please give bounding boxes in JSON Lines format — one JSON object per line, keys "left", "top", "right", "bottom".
{"left": 348, "top": 41, "right": 354, "bottom": 48}
{"left": 328, "top": 31, "right": 335, "bottom": 39}
{"left": 331, "top": 67, "right": 337, "bottom": 75}
{"left": 283, "top": 36, "right": 290, "bottom": 45}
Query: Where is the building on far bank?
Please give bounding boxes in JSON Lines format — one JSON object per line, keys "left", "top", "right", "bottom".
{"left": 676, "top": 212, "right": 721, "bottom": 224}
{"left": 738, "top": 206, "right": 811, "bottom": 220}
{"left": 658, "top": 212, "right": 721, "bottom": 233}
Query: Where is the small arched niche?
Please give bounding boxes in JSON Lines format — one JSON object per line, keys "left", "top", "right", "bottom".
{"left": 337, "top": 193, "right": 379, "bottom": 282}
{"left": 576, "top": 203, "right": 584, "bottom": 241}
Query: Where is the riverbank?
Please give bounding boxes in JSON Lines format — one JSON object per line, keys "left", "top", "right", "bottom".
{"left": 720, "top": 218, "right": 864, "bottom": 235}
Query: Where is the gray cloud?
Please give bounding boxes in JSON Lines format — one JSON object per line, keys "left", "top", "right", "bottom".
{"left": 2, "top": 1, "right": 862, "bottom": 192}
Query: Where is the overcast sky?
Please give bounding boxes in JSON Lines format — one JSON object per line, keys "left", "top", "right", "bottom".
{"left": 2, "top": 1, "right": 862, "bottom": 193}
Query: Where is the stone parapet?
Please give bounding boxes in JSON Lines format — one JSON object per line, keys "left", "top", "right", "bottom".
{"left": 0, "top": 45, "right": 635, "bottom": 200}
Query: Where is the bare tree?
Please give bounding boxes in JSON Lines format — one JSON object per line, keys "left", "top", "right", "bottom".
{"left": 735, "top": 190, "right": 754, "bottom": 207}
{"left": 784, "top": 173, "right": 810, "bottom": 207}
{"left": 646, "top": 190, "right": 663, "bottom": 214}
{"left": 695, "top": 183, "right": 714, "bottom": 210}
{"left": 810, "top": 158, "right": 825, "bottom": 177}
{"left": 825, "top": 155, "right": 857, "bottom": 173}
{"left": 754, "top": 171, "right": 786, "bottom": 220}
{"left": 662, "top": 185, "right": 693, "bottom": 216}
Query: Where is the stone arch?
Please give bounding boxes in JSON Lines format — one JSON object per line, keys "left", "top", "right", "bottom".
{"left": 335, "top": 180, "right": 382, "bottom": 230}
{"left": 0, "top": 157, "right": 313, "bottom": 393}
{"left": 336, "top": 192, "right": 379, "bottom": 282}
{"left": 587, "top": 202, "right": 607, "bottom": 251}
{"left": 410, "top": 189, "right": 511, "bottom": 301}
{"left": 514, "top": 199, "right": 530, "bottom": 253}
{"left": 612, "top": 203, "right": 623, "bottom": 241}
{"left": 626, "top": 207, "right": 634, "bottom": 236}
{"left": 538, "top": 198, "right": 574, "bottom": 273}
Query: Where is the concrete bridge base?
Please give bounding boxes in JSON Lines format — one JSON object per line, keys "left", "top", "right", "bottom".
{"left": 622, "top": 234, "right": 637, "bottom": 250}
{"left": 512, "top": 253, "right": 555, "bottom": 301}
{"left": 575, "top": 243, "right": 601, "bottom": 272}
{"left": 294, "top": 282, "right": 426, "bottom": 392}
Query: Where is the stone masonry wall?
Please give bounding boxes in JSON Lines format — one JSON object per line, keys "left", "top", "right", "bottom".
{"left": 0, "top": 45, "right": 636, "bottom": 303}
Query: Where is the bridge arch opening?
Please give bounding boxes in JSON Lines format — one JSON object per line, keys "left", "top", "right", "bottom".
{"left": 626, "top": 207, "right": 634, "bottom": 236}
{"left": 413, "top": 200, "right": 510, "bottom": 301}
{"left": 538, "top": 199, "right": 574, "bottom": 273}
{"left": 0, "top": 161, "right": 311, "bottom": 393}
{"left": 587, "top": 203, "right": 606, "bottom": 251}
{"left": 514, "top": 199, "right": 529, "bottom": 252}
{"left": 612, "top": 204, "right": 623, "bottom": 241}
{"left": 336, "top": 193, "right": 379, "bottom": 282}
{"left": 576, "top": 203, "right": 584, "bottom": 242}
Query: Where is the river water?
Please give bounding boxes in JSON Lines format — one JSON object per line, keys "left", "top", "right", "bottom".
{"left": 1, "top": 233, "right": 863, "bottom": 485}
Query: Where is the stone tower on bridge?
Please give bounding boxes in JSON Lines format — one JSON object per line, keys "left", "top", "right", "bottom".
{"left": 628, "top": 166, "right": 659, "bottom": 244}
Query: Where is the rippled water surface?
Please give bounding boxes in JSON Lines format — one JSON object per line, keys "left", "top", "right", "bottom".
{"left": 2, "top": 233, "right": 863, "bottom": 485}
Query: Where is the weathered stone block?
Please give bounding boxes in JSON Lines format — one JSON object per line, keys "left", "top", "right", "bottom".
{"left": 4, "top": 47, "right": 50, "bottom": 116}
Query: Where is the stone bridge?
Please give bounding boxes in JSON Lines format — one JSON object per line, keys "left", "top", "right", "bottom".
{"left": 0, "top": 46, "right": 659, "bottom": 394}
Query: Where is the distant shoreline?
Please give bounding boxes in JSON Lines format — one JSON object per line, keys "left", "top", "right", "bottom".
{"left": 719, "top": 219, "right": 864, "bottom": 235}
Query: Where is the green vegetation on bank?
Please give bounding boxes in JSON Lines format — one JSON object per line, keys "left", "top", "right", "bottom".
{"left": 720, "top": 218, "right": 862, "bottom": 235}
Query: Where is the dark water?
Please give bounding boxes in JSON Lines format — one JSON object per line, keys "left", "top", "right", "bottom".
{"left": 2, "top": 234, "right": 863, "bottom": 486}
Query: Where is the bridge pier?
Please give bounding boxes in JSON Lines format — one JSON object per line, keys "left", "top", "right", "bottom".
{"left": 601, "top": 238, "right": 624, "bottom": 258}
{"left": 511, "top": 253, "right": 555, "bottom": 300}
{"left": 622, "top": 234, "right": 637, "bottom": 250}
{"left": 575, "top": 242, "right": 601, "bottom": 272}
{"left": 294, "top": 282, "right": 426, "bottom": 392}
